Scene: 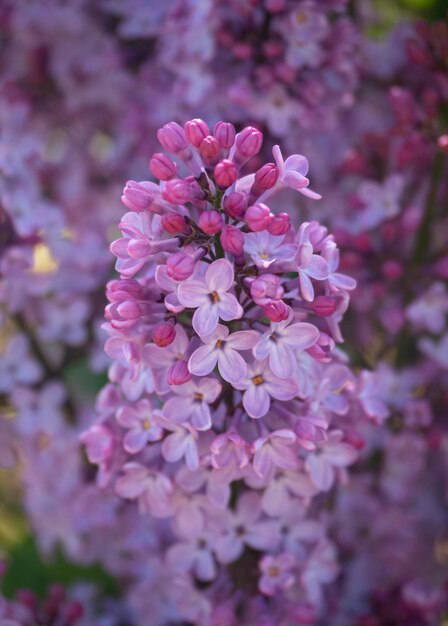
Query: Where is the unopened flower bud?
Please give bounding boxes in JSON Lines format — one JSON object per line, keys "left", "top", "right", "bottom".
{"left": 200, "top": 135, "right": 220, "bottom": 164}
{"left": 249, "top": 274, "right": 284, "bottom": 306}
{"left": 254, "top": 163, "right": 279, "bottom": 189}
{"left": 121, "top": 180, "right": 156, "bottom": 212}
{"left": 167, "top": 359, "right": 192, "bottom": 385}
{"left": 245, "top": 203, "right": 271, "bottom": 231}
{"left": 311, "top": 295, "right": 338, "bottom": 317}
{"left": 224, "top": 191, "right": 247, "bottom": 218}
{"left": 152, "top": 322, "right": 176, "bottom": 347}
{"left": 149, "top": 153, "right": 178, "bottom": 180}
{"left": 267, "top": 212, "right": 290, "bottom": 235}
{"left": 221, "top": 225, "right": 244, "bottom": 256}
{"left": 184, "top": 119, "right": 210, "bottom": 147}
{"left": 214, "top": 121, "right": 236, "bottom": 148}
{"left": 157, "top": 122, "right": 188, "bottom": 154}
{"left": 233, "top": 126, "right": 263, "bottom": 166}
{"left": 166, "top": 252, "right": 196, "bottom": 281}
{"left": 161, "top": 213, "right": 189, "bottom": 235}
{"left": 263, "top": 300, "right": 289, "bottom": 321}
{"left": 214, "top": 159, "right": 238, "bottom": 187}
{"left": 199, "top": 210, "right": 224, "bottom": 235}
{"left": 162, "top": 179, "right": 192, "bottom": 205}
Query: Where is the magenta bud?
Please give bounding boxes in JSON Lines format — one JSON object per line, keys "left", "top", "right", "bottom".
{"left": 250, "top": 274, "right": 284, "bottom": 306}
{"left": 213, "top": 121, "right": 236, "bottom": 148}
{"left": 224, "top": 191, "right": 247, "bottom": 218}
{"left": 245, "top": 203, "right": 271, "bottom": 231}
{"left": 267, "top": 212, "right": 290, "bottom": 235}
{"left": 381, "top": 260, "right": 403, "bottom": 281}
{"left": 152, "top": 322, "right": 176, "bottom": 347}
{"left": 161, "top": 213, "right": 189, "bottom": 235}
{"left": 184, "top": 118, "right": 210, "bottom": 147}
{"left": 199, "top": 210, "right": 224, "bottom": 235}
{"left": 254, "top": 162, "right": 279, "bottom": 189}
{"left": 157, "top": 122, "right": 188, "bottom": 154}
{"left": 149, "top": 153, "right": 178, "bottom": 180}
{"left": 80, "top": 425, "right": 114, "bottom": 464}
{"left": 438, "top": 134, "right": 448, "bottom": 153}
{"left": 306, "top": 332, "right": 334, "bottom": 361}
{"left": 121, "top": 180, "right": 155, "bottom": 212}
{"left": 64, "top": 601, "right": 84, "bottom": 625}
{"left": 290, "top": 603, "right": 316, "bottom": 625}
{"left": 117, "top": 301, "right": 141, "bottom": 320}
{"left": 263, "top": 300, "right": 289, "bottom": 322}
{"left": 221, "top": 225, "right": 244, "bottom": 256}
{"left": 214, "top": 159, "right": 238, "bottom": 187}
{"left": 311, "top": 295, "right": 338, "bottom": 317}
{"left": 200, "top": 135, "right": 220, "bottom": 163}
{"left": 166, "top": 251, "right": 196, "bottom": 281}
{"left": 162, "top": 179, "right": 192, "bottom": 205}
{"left": 234, "top": 126, "right": 263, "bottom": 161}
{"left": 16, "top": 589, "right": 37, "bottom": 611}
{"left": 167, "top": 359, "right": 192, "bottom": 385}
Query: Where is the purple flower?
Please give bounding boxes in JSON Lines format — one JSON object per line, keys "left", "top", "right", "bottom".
{"left": 116, "top": 399, "right": 163, "bottom": 454}
{"left": 252, "top": 429, "right": 298, "bottom": 479}
{"left": 163, "top": 377, "right": 221, "bottom": 431}
{"left": 253, "top": 309, "right": 319, "bottom": 378}
{"left": 272, "top": 145, "right": 321, "bottom": 199}
{"left": 259, "top": 553, "right": 296, "bottom": 596}
{"left": 188, "top": 324, "right": 259, "bottom": 384}
{"left": 115, "top": 463, "right": 174, "bottom": 517}
{"left": 305, "top": 431, "right": 357, "bottom": 491}
{"left": 244, "top": 231, "right": 296, "bottom": 269}
{"left": 235, "top": 359, "right": 298, "bottom": 419}
{"left": 177, "top": 258, "right": 243, "bottom": 336}
{"left": 161, "top": 422, "right": 200, "bottom": 471}
{"left": 214, "top": 492, "right": 280, "bottom": 564}
{"left": 295, "top": 223, "right": 329, "bottom": 302}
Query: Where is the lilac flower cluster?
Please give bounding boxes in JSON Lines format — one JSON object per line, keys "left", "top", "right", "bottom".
{"left": 0, "top": 2, "right": 447, "bottom": 625}
{"left": 81, "top": 119, "right": 369, "bottom": 621}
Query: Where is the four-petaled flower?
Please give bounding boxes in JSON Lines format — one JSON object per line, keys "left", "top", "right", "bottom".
{"left": 116, "top": 399, "right": 163, "bottom": 454}
{"left": 235, "top": 359, "right": 298, "bottom": 419}
{"left": 178, "top": 258, "right": 243, "bottom": 336}
{"left": 253, "top": 308, "right": 319, "bottom": 378}
{"left": 188, "top": 324, "right": 259, "bottom": 384}
{"left": 163, "top": 377, "right": 222, "bottom": 431}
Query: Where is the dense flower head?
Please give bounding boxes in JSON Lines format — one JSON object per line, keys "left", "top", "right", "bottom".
{"left": 81, "top": 118, "right": 369, "bottom": 620}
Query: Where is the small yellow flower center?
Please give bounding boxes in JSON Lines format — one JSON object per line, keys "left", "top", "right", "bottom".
{"left": 210, "top": 291, "right": 220, "bottom": 304}
{"left": 259, "top": 251, "right": 269, "bottom": 259}
{"left": 268, "top": 566, "right": 279, "bottom": 577}
{"left": 252, "top": 375, "right": 264, "bottom": 386}
{"left": 142, "top": 418, "right": 151, "bottom": 431}
{"left": 194, "top": 392, "right": 204, "bottom": 401}
{"left": 295, "top": 10, "right": 307, "bottom": 24}
{"left": 270, "top": 332, "right": 277, "bottom": 342}
{"left": 215, "top": 339, "right": 224, "bottom": 348}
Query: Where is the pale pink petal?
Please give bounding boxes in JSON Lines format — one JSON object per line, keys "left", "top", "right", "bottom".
{"left": 195, "top": 549, "right": 216, "bottom": 581}
{"left": 217, "top": 293, "right": 243, "bottom": 322}
{"left": 269, "top": 343, "right": 296, "bottom": 379}
{"left": 265, "top": 376, "right": 298, "bottom": 401}
{"left": 161, "top": 430, "right": 187, "bottom": 463}
{"left": 123, "top": 428, "right": 148, "bottom": 454}
{"left": 306, "top": 455, "right": 334, "bottom": 491}
{"left": 243, "top": 384, "right": 271, "bottom": 419}
{"left": 284, "top": 323, "right": 319, "bottom": 349}
{"left": 188, "top": 345, "right": 218, "bottom": 376}
{"left": 178, "top": 280, "right": 209, "bottom": 308}
{"left": 307, "top": 255, "right": 329, "bottom": 280}
{"left": 330, "top": 272, "right": 357, "bottom": 290}
{"left": 163, "top": 396, "right": 192, "bottom": 422}
{"left": 190, "top": 403, "right": 212, "bottom": 431}
{"left": 218, "top": 349, "right": 247, "bottom": 384}
{"left": 192, "top": 302, "right": 219, "bottom": 336}
{"left": 226, "top": 330, "right": 259, "bottom": 350}
{"left": 206, "top": 258, "right": 234, "bottom": 292}
{"left": 299, "top": 270, "right": 315, "bottom": 302}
